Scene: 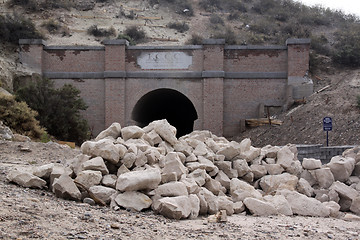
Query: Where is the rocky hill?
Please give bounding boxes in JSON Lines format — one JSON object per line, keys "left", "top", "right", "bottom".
{"left": 0, "top": 0, "right": 359, "bottom": 146}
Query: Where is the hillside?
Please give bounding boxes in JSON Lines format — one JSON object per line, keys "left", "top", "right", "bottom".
{"left": 0, "top": 0, "right": 360, "bottom": 146}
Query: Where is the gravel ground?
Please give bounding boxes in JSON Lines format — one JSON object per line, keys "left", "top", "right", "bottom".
{"left": 1, "top": 140, "right": 360, "bottom": 240}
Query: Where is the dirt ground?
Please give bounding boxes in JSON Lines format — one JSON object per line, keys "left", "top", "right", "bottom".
{"left": 1, "top": 140, "right": 360, "bottom": 240}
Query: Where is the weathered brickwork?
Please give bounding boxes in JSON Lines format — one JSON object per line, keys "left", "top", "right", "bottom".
{"left": 19, "top": 38, "right": 311, "bottom": 137}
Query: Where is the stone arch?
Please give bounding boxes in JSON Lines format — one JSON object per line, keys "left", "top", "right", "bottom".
{"left": 131, "top": 88, "right": 198, "bottom": 137}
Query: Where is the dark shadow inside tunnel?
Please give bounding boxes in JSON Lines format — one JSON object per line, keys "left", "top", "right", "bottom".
{"left": 131, "top": 88, "right": 198, "bottom": 138}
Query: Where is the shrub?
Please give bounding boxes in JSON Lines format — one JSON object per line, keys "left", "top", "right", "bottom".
{"left": 41, "top": 19, "right": 62, "bottom": 34}
{"left": 210, "top": 14, "right": 224, "bottom": 26}
{"left": 332, "top": 25, "right": 360, "bottom": 67}
{"left": 252, "top": 0, "right": 276, "bottom": 14}
{"left": 214, "top": 27, "right": 237, "bottom": 45}
{"left": 117, "top": 34, "right": 136, "bottom": 46}
{"left": 311, "top": 35, "right": 331, "bottom": 56}
{"left": 87, "top": 25, "right": 116, "bottom": 37}
{"left": 123, "top": 26, "right": 147, "bottom": 43}
{"left": 0, "top": 13, "right": 43, "bottom": 44}
{"left": 199, "top": 0, "right": 246, "bottom": 12}
{"left": 186, "top": 34, "right": 204, "bottom": 45}
{"left": 16, "top": 77, "right": 90, "bottom": 145}
{"left": 0, "top": 94, "right": 45, "bottom": 139}
{"left": 154, "top": 0, "right": 194, "bottom": 16}
{"left": 8, "top": 0, "right": 74, "bottom": 11}
{"left": 167, "top": 21, "right": 189, "bottom": 33}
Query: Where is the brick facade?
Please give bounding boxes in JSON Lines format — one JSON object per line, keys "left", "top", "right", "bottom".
{"left": 19, "top": 38, "right": 311, "bottom": 137}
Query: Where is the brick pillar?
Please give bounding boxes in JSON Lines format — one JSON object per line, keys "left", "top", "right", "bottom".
{"left": 286, "top": 38, "right": 312, "bottom": 100}
{"left": 19, "top": 39, "right": 46, "bottom": 74}
{"left": 202, "top": 39, "right": 225, "bottom": 136}
{"left": 103, "top": 40, "right": 128, "bottom": 128}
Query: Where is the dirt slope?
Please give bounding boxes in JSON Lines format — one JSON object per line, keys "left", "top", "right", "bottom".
{"left": 237, "top": 69, "right": 360, "bottom": 147}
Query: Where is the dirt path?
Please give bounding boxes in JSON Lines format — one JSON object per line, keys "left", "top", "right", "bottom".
{"left": 0, "top": 140, "right": 359, "bottom": 239}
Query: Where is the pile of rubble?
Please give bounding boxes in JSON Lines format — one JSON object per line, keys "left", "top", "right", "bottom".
{"left": 7, "top": 120, "right": 360, "bottom": 220}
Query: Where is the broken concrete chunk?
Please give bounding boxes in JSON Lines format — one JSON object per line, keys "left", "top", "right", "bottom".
{"left": 121, "top": 126, "right": 145, "bottom": 141}
{"left": 89, "top": 185, "right": 116, "bottom": 204}
{"left": 328, "top": 156, "right": 356, "bottom": 182}
{"left": 115, "top": 191, "right": 152, "bottom": 211}
{"left": 7, "top": 169, "right": 47, "bottom": 189}
{"left": 155, "top": 196, "right": 192, "bottom": 220}
{"left": 95, "top": 122, "right": 121, "bottom": 141}
{"left": 243, "top": 197, "right": 278, "bottom": 216}
{"left": 74, "top": 170, "right": 102, "bottom": 189}
{"left": 52, "top": 174, "right": 81, "bottom": 201}
{"left": 277, "top": 189, "right": 330, "bottom": 217}
{"left": 302, "top": 158, "right": 322, "bottom": 170}
{"left": 82, "top": 156, "right": 109, "bottom": 175}
{"left": 154, "top": 181, "right": 188, "bottom": 197}
{"left": 81, "top": 139, "right": 120, "bottom": 164}
{"left": 116, "top": 168, "right": 161, "bottom": 191}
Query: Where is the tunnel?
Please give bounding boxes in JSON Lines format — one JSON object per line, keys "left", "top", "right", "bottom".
{"left": 131, "top": 88, "right": 198, "bottom": 138}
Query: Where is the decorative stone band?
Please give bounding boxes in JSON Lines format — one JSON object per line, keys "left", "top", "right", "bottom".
{"left": 43, "top": 71, "right": 288, "bottom": 79}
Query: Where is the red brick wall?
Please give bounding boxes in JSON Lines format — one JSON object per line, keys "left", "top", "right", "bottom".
{"left": 43, "top": 49, "right": 105, "bottom": 72}
{"left": 287, "top": 44, "right": 310, "bottom": 77}
{"left": 224, "top": 49, "right": 287, "bottom": 72}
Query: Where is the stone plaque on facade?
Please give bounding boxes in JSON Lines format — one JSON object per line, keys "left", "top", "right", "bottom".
{"left": 137, "top": 52, "right": 192, "bottom": 70}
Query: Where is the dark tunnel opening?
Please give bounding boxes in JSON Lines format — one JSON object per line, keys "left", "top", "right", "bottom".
{"left": 131, "top": 88, "right": 198, "bottom": 138}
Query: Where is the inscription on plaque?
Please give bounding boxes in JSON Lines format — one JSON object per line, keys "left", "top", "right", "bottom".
{"left": 137, "top": 52, "right": 192, "bottom": 70}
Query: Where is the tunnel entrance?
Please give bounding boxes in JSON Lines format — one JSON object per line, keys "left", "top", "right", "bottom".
{"left": 131, "top": 88, "right": 198, "bottom": 137}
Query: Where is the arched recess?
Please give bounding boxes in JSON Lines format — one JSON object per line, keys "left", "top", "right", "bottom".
{"left": 131, "top": 88, "right": 198, "bottom": 137}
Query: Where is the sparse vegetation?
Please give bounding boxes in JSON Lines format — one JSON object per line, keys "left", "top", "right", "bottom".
{"left": 15, "top": 77, "right": 90, "bottom": 145}
{"left": 117, "top": 26, "right": 147, "bottom": 45}
{"left": 332, "top": 25, "right": 360, "bottom": 67}
{"left": 167, "top": 21, "right": 189, "bottom": 33}
{"left": 150, "top": 0, "right": 194, "bottom": 16}
{"left": 41, "top": 19, "right": 61, "bottom": 34}
{"left": 186, "top": 34, "right": 204, "bottom": 45}
{"left": 214, "top": 27, "right": 237, "bottom": 45}
{"left": 357, "top": 95, "right": 360, "bottom": 109}
{"left": 0, "top": 13, "right": 43, "bottom": 44}
{"left": 0, "top": 93, "right": 45, "bottom": 139}
{"left": 87, "top": 25, "right": 116, "bottom": 37}
{"left": 209, "top": 14, "right": 224, "bottom": 26}
{"left": 8, "top": 0, "right": 74, "bottom": 11}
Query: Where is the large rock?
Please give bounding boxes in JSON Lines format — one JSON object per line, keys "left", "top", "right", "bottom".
{"left": 217, "top": 196, "right": 234, "bottom": 216}
{"left": 155, "top": 196, "right": 192, "bottom": 219}
{"left": 81, "top": 156, "right": 109, "bottom": 175}
{"left": 101, "top": 174, "right": 117, "bottom": 188}
{"left": 163, "top": 152, "right": 188, "bottom": 179}
{"left": 115, "top": 191, "right": 152, "bottom": 211}
{"left": 152, "top": 119, "right": 178, "bottom": 146}
{"left": 7, "top": 169, "right": 47, "bottom": 189}
{"left": 153, "top": 181, "right": 188, "bottom": 197}
{"left": 81, "top": 139, "right": 120, "bottom": 164}
{"left": 243, "top": 197, "right": 278, "bottom": 216}
{"left": 74, "top": 170, "right": 102, "bottom": 189}
{"left": 323, "top": 201, "right": 341, "bottom": 218}
{"left": 350, "top": 196, "right": 360, "bottom": 215}
{"left": 296, "top": 178, "right": 314, "bottom": 197}
{"left": 230, "top": 178, "right": 262, "bottom": 202}
{"left": 263, "top": 195, "right": 293, "bottom": 216}
{"left": 233, "top": 159, "right": 251, "bottom": 177}
{"left": 215, "top": 170, "right": 231, "bottom": 190}
{"left": 302, "top": 158, "right": 322, "bottom": 170}
{"left": 189, "top": 169, "right": 208, "bottom": 186}
{"left": 116, "top": 168, "right": 161, "bottom": 191}
{"left": 189, "top": 194, "right": 200, "bottom": 219}
{"left": 200, "top": 188, "right": 219, "bottom": 214}
{"left": 264, "top": 164, "right": 284, "bottom": 175}
{"left": 204, "top": 178, "right": 223, "bottom": 195}
{"left": 314, "top": 168, "right": 335, "bottom": 188}
{"left": 215, "top": 161, "right": 238, "bottom": 178}
{"left": 329, "top": 181, "right": 359, "bottom": 201}
{"left": 328, "top": 156, "right": 356, "bottom": 182}
{"left": 89, "top": 185, "right": 116, "bottom": 204}
{"left": 276, "top": 146, "right": 295, "bottom": 169}
{"left": 32, "top": 163, "right": 54, "bottom": 179}
{"left": 250, "top": 165, "right": 267, "bottom": 179}
{"left": 239, "top": 146, "right": 261, "bottom": 162}
{"left": 95, "top": 122, "right": 121, "bottom": 141}
{"left": 121, "top": 126, "right": 145, "bottom": 141}
{"left": 52, "top": 174, "right": 81, "bottom": 201}
{"left": 277, "top": 189, "right": 330, "bottom": 217}
{"left": 259, "top": 173, "right": 298, "bottom": 194}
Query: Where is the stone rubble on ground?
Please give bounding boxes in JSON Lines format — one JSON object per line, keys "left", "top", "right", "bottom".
{"left": 5, "top": 119, "right": 360, "bottom": 220}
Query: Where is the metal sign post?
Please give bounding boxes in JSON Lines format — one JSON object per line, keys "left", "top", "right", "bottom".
{"left": 323, "top": 117, "right": 332, "bottom": 146}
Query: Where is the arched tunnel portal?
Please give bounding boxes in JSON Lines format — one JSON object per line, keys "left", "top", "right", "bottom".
{"left": 131, "top": 88, "right": 198, "bottom": 137}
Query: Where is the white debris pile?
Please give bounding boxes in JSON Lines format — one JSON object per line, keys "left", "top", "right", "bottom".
{"left": 7, "top": 120, "right": 360, "bottom": 220}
